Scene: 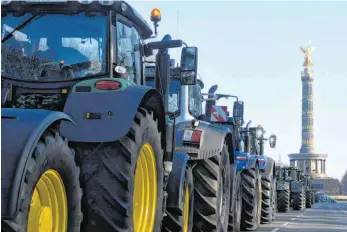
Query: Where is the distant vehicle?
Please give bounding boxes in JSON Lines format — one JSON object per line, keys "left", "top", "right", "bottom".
{"left": 320, "top": 196, "right": 336, "bottom": 203}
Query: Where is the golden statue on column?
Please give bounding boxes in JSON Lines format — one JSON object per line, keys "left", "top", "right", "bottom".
{"left": 299, "top": 40, "right": 315, "bottom": 67}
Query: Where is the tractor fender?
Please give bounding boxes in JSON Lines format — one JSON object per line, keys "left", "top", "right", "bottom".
{"left": 234, "top": 151, "right": 258, "bottom": 171}
{"left": 166, "top": 152, "right": 190, "bottom": 212}
{"left": 1, "top": 108, "right": 74, "bottom": 218}
{"left": 174, "top": 120, "right": 233, "bottom": 160}
{"left": 260, "top": 157, "right": 275, "bottom": 177}
{"left": 60, "top": 84, "right": 165, "bottom": 143}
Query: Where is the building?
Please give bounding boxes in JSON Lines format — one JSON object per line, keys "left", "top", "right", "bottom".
{"left": 288, "top": 41, "right": 339, "bottom": 194}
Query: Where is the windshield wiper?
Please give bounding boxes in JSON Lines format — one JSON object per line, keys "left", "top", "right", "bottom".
{"left": 2, "top": 14, "right": 42, "bottom": 43}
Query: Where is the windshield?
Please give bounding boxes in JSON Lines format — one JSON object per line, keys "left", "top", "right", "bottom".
{"left": 146, "top": 78, "right": 181, "bottom": 113}
{"left": 1, "top": 13, "right": 107, "bottom": 81}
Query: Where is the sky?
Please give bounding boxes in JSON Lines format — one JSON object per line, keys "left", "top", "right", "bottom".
{"left": 129, "top": 0, "right": 347, "bottom": 180}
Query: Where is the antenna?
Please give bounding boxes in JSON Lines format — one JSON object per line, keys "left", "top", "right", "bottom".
{"left": 176, "top": 10, "right": 179, "bottom": 62}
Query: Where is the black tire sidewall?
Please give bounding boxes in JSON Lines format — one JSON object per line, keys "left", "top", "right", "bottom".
{"left": 14, "top": 133, "right": 81, "bottom": 232}
{"left": 218, "top": 144, "right": 231, "bottom": 231}
{"left": 186, "top": 165, "right": 194, "bottom": 231}
{"left": 128, "top": 110, "right": 164, "bottom": 232}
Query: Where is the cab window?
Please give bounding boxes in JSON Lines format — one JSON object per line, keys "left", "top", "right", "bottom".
{"left": 115, "top": 21, "right": 141, "bottom": 84}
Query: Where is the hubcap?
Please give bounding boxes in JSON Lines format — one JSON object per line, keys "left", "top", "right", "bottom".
{"left": 133, "top": 143, "right": 157, "bottom": 232}
{"left": 28, "top": 169, "right": 67, "bottom": 232}
{"left": 183, "top": 185, "right": 190, "bottom": 232}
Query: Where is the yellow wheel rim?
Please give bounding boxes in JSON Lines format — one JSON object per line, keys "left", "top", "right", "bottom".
{"left": 28, "top": 169, "right": 67, "bottom": 232}
{"left": 183, "top": 185, "right": 190, "bottom": 232}
{"left": 133, "top": 143, "right": 157, "bottom": 232}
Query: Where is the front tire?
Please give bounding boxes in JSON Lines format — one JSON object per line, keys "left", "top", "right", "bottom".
{"left": 240, "top": 165, "right": 262, "bottom": 231}
{"left": 8, "top": 130, "right": 82, "bottom": 232}
{"left": 162, "top": 166, "right": 194, "bottom": 232}
{"left": 292, "top": 190, "right": 305, "bottom": 211}
{"left": 260, "top": 166, "right": 276, "bottom": 224}
{"left": 78, "top": 108, "right": 164, "bottom": 232}
{"left": 193, "top": 144, "right": 231, "bottom": 232}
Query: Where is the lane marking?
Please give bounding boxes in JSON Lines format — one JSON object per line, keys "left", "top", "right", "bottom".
{"left": 283, "top": 222, "right": 289, "bottom": 226}
{"left": 271, "top": 228, "right": 280, "bottom": 232}
{"left": 290, "top": 218, "right": 296, "bottom": 221}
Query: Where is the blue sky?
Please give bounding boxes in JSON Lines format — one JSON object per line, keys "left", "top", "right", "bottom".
{"left": 129, "top": 1, "right": 347, "bottom": 180}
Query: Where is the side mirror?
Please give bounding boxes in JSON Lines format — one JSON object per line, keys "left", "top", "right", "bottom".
{"left": 269, "top": 134, "right": 277, "bottom": 148}
{"left": 180, "top": 47, "right": 198, "bottom": 85}
{"left": 232, "top": 101, "right": 244, "bottom": 125}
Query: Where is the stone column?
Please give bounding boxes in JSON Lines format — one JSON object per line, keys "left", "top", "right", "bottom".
{"left": 300, "top": 68, "right": 315, "bottom": 154}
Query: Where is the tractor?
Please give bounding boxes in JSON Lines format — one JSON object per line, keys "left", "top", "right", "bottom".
{"left": 145, "top": 62, "right": 237, "bottom": 231}
{"left": 275, "top": 165, "right": 291, "bottom": 212}
{"left": 2, "top": 1, "right": 196, "bottom": 232}
{"left": 285, "top": 167, "right": 306, "bottom": 210}
{"left": 248, "top": 125, "right": 278, "bottom": 223}
{"left": 202, "top": 86, "right": 277, "bottom": 231}
{"left": 303, "top": 174, "right": 315, "bottom": 208}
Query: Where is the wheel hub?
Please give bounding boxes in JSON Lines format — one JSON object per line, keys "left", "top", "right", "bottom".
{"left": 183, "top": 185, "right": 190, "bottom": 232}
{"left": 28, "top": 170, "right": 67, "bottom": 232}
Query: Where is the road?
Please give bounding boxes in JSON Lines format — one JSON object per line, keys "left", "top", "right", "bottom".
{"left": 253, "top": 201, "right": 347, "bottom": 232}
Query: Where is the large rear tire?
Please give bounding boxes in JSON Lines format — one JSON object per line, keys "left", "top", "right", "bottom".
{"left": 162, "top": 166, "right": 194, "bottom": 232}
{"left": 306, "top": 191, "right": 312, "bottom": 208}
{"left": 228, "top": 164, "right": 241, "bottom": 232}
{"left": 240, "top": 165, "right": 262, "bottom": 231}
{"left": 271, "top": 179, "right": 277, "bottom": 221}
{"left": 193, "top": 144, "right": 231, "bottom": 232}
{"left": 260, "top": 166, "right": 276, "bottom": 224}
{"left": 292, "top": 190, "right": 305, "bottom": 211}
{"left": 78, "top": 108, "right": 164, "bottom": 232}
{"left": 277, "top": 189, "right": 290, "bottom": 212}
{"left": 5, "top": 129, "right": 82, "bottom": 232}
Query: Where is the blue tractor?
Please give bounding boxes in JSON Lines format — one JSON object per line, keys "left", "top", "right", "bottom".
{"left": 2, "top": 1, "right": 196, "bottom": 232}
{"left": 203, "top": 85, "right": 277, "bottom": 231}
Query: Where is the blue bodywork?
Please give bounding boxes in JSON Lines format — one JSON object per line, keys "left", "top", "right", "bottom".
{"left": 234, "top": 151, "right": 258, "bottom": 170}
{"left": 1, "top": 109, "right": 74, "bottom": 218}
{"left": 60, "top": 84, "right": 164, "bottom": 143}
{"left": 255, "top": 155, "right": 268, "bottom": 170}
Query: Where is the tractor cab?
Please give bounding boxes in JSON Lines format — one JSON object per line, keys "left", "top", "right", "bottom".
{"left": 145, "top": 56, "right": 203, "bottom": 123}
{"left": 1, "top": 1, "right": 197, "bottom": 111}
{"left": 2, "top": 1, "right": 154, "bottom": 109}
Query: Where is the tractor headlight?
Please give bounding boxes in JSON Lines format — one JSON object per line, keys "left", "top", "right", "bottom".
{"left": 256, "top": 128, "right": 264, "bottom": 138}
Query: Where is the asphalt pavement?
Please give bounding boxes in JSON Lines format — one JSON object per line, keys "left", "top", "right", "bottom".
{"left": 251, "top": 201, "right": 347, "bottom": 232}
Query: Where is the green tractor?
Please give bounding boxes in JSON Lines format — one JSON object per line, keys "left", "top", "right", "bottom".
{"left": 303, "top": 174, "right": 315, "bottom": 208}
{"left": 2, "top": 1, "right": 197, "bottom": 232}
{"left": 287, "top": 167, "right": 306, "bottom": 210}
{"left": 275, "top": 166, "right": 290, "bottom": 212}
